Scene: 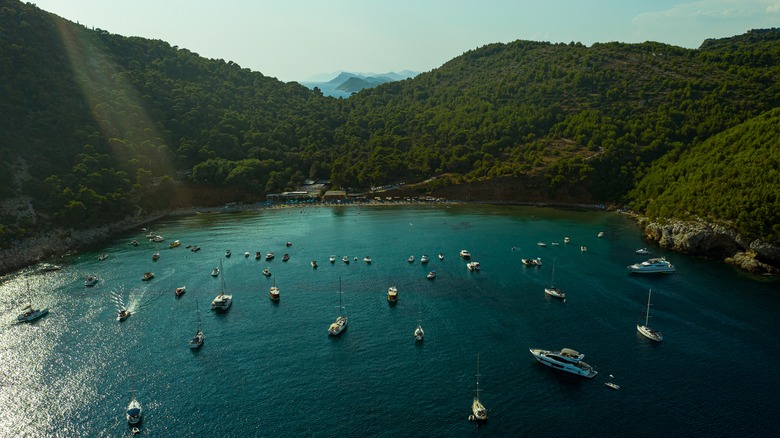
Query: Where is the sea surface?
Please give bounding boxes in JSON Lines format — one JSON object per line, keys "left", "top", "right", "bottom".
{"left": 1, "top": 204, "right": 778, "bottom": 437}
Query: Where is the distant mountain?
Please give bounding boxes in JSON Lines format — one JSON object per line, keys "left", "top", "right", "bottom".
{"left": 301, "top": 71, "right": 418, "bottom": 97}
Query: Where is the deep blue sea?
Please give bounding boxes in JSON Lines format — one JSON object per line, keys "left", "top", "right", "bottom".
{"left": 1, "top": 204, "right": 779, "bottom": 437}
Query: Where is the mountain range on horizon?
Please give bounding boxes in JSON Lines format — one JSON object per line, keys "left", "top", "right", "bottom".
{"left": 300, "top": 70, "right": 419, "bottom": 97}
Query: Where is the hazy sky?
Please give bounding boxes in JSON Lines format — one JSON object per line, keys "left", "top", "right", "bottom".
{"left": 34, "top": 0, "right": 780, "bottom": 82}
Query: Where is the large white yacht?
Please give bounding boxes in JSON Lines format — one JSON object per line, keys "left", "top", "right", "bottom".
{"left": 627, "top": 257, "right": 675, "bottom": 274}
{"left": 529, "top": 347, "right": 598, "bottom": 378}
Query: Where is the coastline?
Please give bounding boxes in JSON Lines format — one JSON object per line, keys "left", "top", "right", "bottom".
{"left": 2, "top": 199, "right": 776, "bottom": 278}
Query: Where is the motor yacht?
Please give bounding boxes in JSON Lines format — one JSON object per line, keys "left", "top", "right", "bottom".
{"left": 521, "top": 258, "right": 541, "bottom": 267}
{"left": 420, "top": 254, "right": 429, "bottom": 263}
{"left": 459, "top": 250, "right": 471, "bottom": 259}
{"left": 529, "top": 347, "right": 598, "bottom": 378}
{"left": 627, "top": 257, "right": 675, "bottom": 274}
{"left": 635, "top": 248, "right": 651, "bottom": 255}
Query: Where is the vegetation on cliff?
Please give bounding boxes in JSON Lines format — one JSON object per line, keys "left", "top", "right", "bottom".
{"left": 1, "top": 0, "right": 778, "bottom": 249}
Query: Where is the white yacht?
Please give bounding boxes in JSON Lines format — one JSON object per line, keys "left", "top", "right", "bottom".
{"left": 537, "top": 242, "right": 547, "bottom": 247}
{"left": 342, "top": 256, "right": 350, "bottom": 264}
{"left": 563, "top": 237, "right": 570, "bottom": 244}
{"left": 420, "top": 254, "right": 429, "bottom": 263}
{"left": 459, "top": 250, "right": 471, "bottom": 259}
{"left": 438, "top": 253, "right": 444, "bottom": 260}
{"left": 529, "top": 347, "right": 598, "bottom": 378}
{"left": 627, "top": 257, "right": 675, "bottom": 274}
{"left": 637, "top": 289, "right": 663, "bottom": 342}
{"left": 126, "top": 390, "right": 142, "bottom": 425}
{"left": 467, "top": 261, "right": 480, "bottom": 271}
{"left": 211, "top": 260, "right": 232, "bottom": 311}
{"left": 406, "top": 255, "right": 414, "bottom": 263}
{"left": 414, "top": 322, "right": 424, "bottom": 341}
{"left": 328, "top": 280, "right": 348, "bottom": 336}
{"left": 117, "top": 307, "right": 131, "bottom": 322}
{"left": 598, "top": 231, "right": 605, "bottom": 238}
{"left": 387, "top": 286, "right": 398, "bottom": 302}
{"left": 363, "top": 256, "right": 372, "bottom": 264}
{"left": 427, "top": 270, "right": 436, "bottom": 279}
{"left": 635, "top": 248, "right": 652, "bottom": 255}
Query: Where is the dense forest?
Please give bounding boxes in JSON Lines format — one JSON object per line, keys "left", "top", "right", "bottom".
{"left": 1, "top": 0, "right": 778, "bottom": 248}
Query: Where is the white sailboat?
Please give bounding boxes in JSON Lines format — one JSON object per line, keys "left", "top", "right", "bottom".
{"left": 126, "top": 389, "right": 142, "bottom": 425}
{"left": 544, "top": 258, "right": 566, "bottom": 299}
{"left": 637, "top": 289, "right": 663, "bottom": 341}
{"left": 470, "top": 353, "right": 488, "bottom": 422}
{"left": 211, "top": 259, "right": 232, "bottom": 311}
{"left": 190, "top": 297, "right": 204, "bottom": 349}
{"left": 16, "top": 279, "right": 49, "bottom": 323}
{"left": 414, "top": 320, "right": 424, "bottom": 341}
{"left": 328, "top": 279, "right": 347, "bottom": 336}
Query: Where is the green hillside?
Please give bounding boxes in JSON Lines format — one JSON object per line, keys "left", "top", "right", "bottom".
{"left": 1, "top": 0, "right": 779, "bottom": 247}
{"left": 629, "top": 108, "right": 780, "bottom": 241}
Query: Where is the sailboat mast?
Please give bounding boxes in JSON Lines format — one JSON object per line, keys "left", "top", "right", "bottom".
{"left": 219, "top": 259, "right": 226, "bottom": 297}
{"left": 645, "top": 289, "right": 652, "bottom": 326}
{"left": 475, "top": 353, "right": 481, "bottom": 400}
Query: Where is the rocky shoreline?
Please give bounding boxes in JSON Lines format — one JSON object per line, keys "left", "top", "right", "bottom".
{"left": 635, "top": 216, "right": 779, "bottom": 276}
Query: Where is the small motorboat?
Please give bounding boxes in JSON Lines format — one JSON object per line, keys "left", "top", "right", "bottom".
{"left": 255, "top": 251, "right": 262, "bottom": 259}
{"left": 151, "top": 252, "right": 159, "bottom": 261}
{"left": 311, "top": 260, "right": 318, "bottom": 268}
{"left": 210, "top": 268, "right": 220, "bottom": 277}
{"left": 537, "top": 242, "right": 547, "bottom": 247}
{"left": 414, "top": 323, "right": 424, "bottom": 341}
{"left": 598, "top": 231, "right": 605, "bottom": 238}
{"left": 286, "top": 242, "right": 293, "bottom": 247}
{"left": 581, "top": 246, "right": 588, "bottom": 252}
{"left": 85, "top": 275, "right": 99, "bottom": 287}
{"left": 406, "top": 255, "right": 415, "bottom": 263}
{"left": 564, "top": 237, "right": 571, "bottom": 244}
{"left": 421, "top": 254, "right": 429, "bottom": 263}
{"left": 467, "top": 261, "right": 481, "bottom": 271}
{"left": 635, "top": 248, "right": 652, "bottom": 255}
{"left": 169, "top": 240, "right": 181, "bottom": 248}
{"left": 117, "top": 308, "right": 131, "bottom": 322}
{"left": 262, "top": 268, "right": 272, "bottom": 277}
{"left": 363, "top": 256, "right": 372, "bottom": 264}
{"left": 142, "top": 272, "right": 154, "bottom": 281}
{"left": 244, "top": 252, "right": 251, "bottom": 257}
{"left": 225, "top": 249, "right": 231, "bottom": 258}
{"left": 330, "top": 255, "right": 336, "bottom": 263}
{"left": 175, "top": 286, "right": 186, "bottom": 297}
{"left": 131, "top": 240, "right": 139, "bottom": 247}
{"left": 342, "top": 256, "right": 350, "bottom": 264}
{"left": 265, "top": 252, "right": 275, "bottom": 260}
{"left": 459, "top": 250, "right": 471, "bottom": 259}
{"left": 190, "top": 245, "right": 201, "bottom": 252}
{"left": 521, "top": 258, "right": 542, "bottom": 267}
{"left": 98, "top": 253, "right": 108, "bottom": 261}
{"left": 282, "top": 254, "right": 290, "bottom": 262}
{"left": 604, "top": 381, "right": 620, "bottom": 390}
{"left": 427, "top": 270, "right": 436, "bottom": 279}
{"left": 438, "top": 253, "right": 444, "bottom": 260}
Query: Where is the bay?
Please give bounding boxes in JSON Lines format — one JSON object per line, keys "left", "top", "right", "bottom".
{"left": 1, "top": 204, "right": 778, "bottom": 437}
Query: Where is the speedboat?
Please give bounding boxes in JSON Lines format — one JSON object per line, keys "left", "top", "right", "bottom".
{"left": 286, "top": 242, "right": 293, "bottom": 247}
{"left": 406, "top": 255, "right": 414, "bottom": 263}
{"left": 387, "top": 286, "right": 398, "bottom": 302}
{"left": 414, "top": 323, "right": 424, "bottom": 341}
{"left": 175, "top": 286, "right": 186, "bottom": 297}
{"left": 521, "top": 258, "right": 542, "bottom": 267}
{"left": 627, "top": 257, "right": 675, "bottom": 274}
{"left": 84, "top": 275, "right": 99, "bottom": 287}
{"left": 467, "top": 261, "right": 480, "bottom": 271}
{"left": 598, "top": 231, "right": 605, "bottom": 238}
{"left": 152, "top": 235, "right": 164, "bottom": 243}
{"left": 421, "top": 254, "right": 429, "bottom": 263}
{"left": 427, "top": 270, "right": 436, "bottom": 279}
{"left": 255, "top": 251, "right": 262, "bottom": 259}
{"left": 98, "top": 253, "right": 108, "bottom": 261}
{"left": 605, "top": 381, "right": 620, "bottom": 390}
{"left": 563, "top": 237, "right": 570, "bottom": 244}
{"left": 635, "top": 248, "right": 652, "bottom": 255}
{"left": 529, "top": 347, "right": 598, "bottom": 378}
{"left": 459, "top": 250, "right": 471, "bottom": 259}
{"left": 537, "top": 242, "right": 547, "bottom": 247}
{"left": 265, "top": 252, "right": 275, "bottom": 260}
{"left": 438, "top": 253, "right": 444, "bottom": 260}
{"left": 152, "top": 251, "right": 160, "bottom": 261}
{"left": 330, "top": 255, "right": 336, "bottom": 263}
{"left": 142, "top": 272, "right": 154, "bottom": 281}
{"left": 581, "top": 246, "right": 588, "bottom": 252}
{"left": 282, "top": 254, "right": 290, "bottom": 262}
{"left": 311, "top": 260, "right": 318, "bottom": 268}
{"left": 131, "top": 240, "right": 139, "bottom": 247}
{"left": 244, "top": 252, "right": 251, "bottom": 257}
{"left": 262, "top": 268, "right": 272, "bottom": 277}
{"left": 126, "top": 392, "right": 142, "bottom": 425}
{"left": 117, "top": 308, "right": 131, "bottom": 322}
{"left": 363, "top": 256, "right": 372, "bottom": 264}
{"left": 210, "top": 268, "right": 219, "bottom": 277}
{"left": 225, "top": 249, "right": 231, "bottom": 258}
{"left": 40, "top": 263, "right": 62, "bottom": 272}
{"left": 190, "top": 245, "right": 201, "bottom": 252}
{"left": 169, "top": 240, "right": 181, "bottom": 248}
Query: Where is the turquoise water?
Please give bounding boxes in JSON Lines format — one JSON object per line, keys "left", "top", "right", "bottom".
{"left": 1, "top": 204, "right": 779, "bottom": 437}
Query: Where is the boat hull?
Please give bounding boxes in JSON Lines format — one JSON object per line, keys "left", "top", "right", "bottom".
{"left": 637, "top": 324, "right": 663, "bottom": 341}
{"left": 529, "top": 349, "right": 598, "bottom": 378}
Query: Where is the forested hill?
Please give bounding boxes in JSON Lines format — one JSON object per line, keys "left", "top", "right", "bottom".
{"left": 1, "top": 0, "right": 779, "bottom": 248}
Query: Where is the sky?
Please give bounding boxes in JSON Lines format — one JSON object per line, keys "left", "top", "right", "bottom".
{"left": 34, "top": 0, "right": 780, "bottom": 83}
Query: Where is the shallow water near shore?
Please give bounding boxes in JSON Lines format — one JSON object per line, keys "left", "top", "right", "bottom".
{"left": 1, "top": 204, "right": 778, "bottom": 436}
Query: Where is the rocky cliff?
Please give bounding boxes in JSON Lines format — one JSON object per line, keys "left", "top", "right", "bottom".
{"left": 638, "top": 218, "right": 779, "bottom": 275}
